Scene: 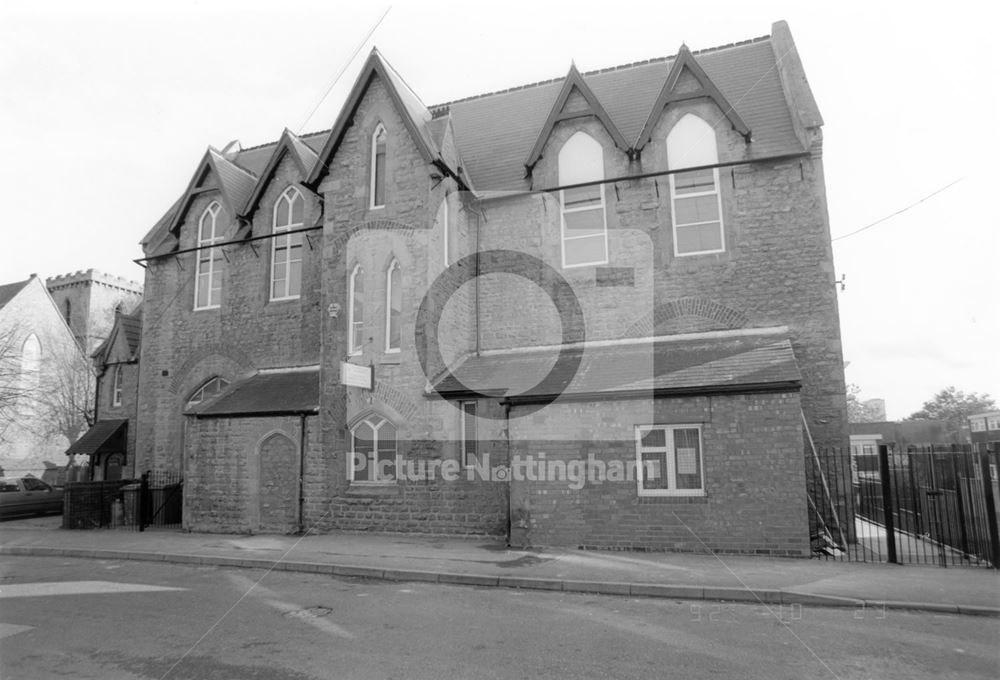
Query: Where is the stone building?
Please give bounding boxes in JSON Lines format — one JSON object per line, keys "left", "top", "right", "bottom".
{"left": 66, "top": 308, "right": 143, "bottom": 481}
{"left": 0, "top": 275, "right": 88, "bottom": 478}
{"left": 135, "top": 21, "right": 847, "bottom": 554}
{"left": 46, "top": 269, "right": 143, "bottom": 353}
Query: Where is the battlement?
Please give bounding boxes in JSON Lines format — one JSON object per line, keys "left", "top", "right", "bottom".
{"left": 46, "top": 269, "right": 143, "bottom": 294}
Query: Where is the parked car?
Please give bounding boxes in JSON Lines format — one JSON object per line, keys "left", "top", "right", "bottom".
{"left": 0, "top": 477, "right": 64, "bottom": 519}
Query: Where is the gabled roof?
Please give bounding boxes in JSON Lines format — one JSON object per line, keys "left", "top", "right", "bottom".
{"left": 241, "top": 129, "right": 320, "bottom": 218}
{"left": 0, "top": 278, "right": 30, "bottom": 311}
{"left": 92, "top": 308, "right": 142, "bottom": 364}
{"left": 187, "top": 367, "right": 319, "bottom": 417}
{"left": 307, "top": 49, "right": 446, "bottom": 185}
{"left": 432, "top": 329, "right": 801, "bottom": 403}
{"left": 524, "top": 63, "right": 630, "bottom": 172}
{"left": 635, "top": 44, "right": 751, "bottom": 149}
{"left": 166, "top": 147, "right": 258, "bottom": 237}
{"left": 436, "top": 34, "right": 800, "bottom": 191}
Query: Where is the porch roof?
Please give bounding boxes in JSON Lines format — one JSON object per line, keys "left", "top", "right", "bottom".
{"left": 187, "top": 367, "right": 320, "bottom": 418}
{"left": 431, "top": 328, "right": 802, "bottom": 403}
{"left": 65, "top": 419, "right": 128, "bottom": 457}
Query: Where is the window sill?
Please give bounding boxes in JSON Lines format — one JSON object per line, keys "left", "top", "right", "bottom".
{"left": 193, "top": 305, "right": 221, "bottom": 312}
{"left": 268, "top": 296, "right": 301, "bottom": 305}
{"left": 637, "top": 494, "right": 709, "bottom": 504}
{"left": 380, "top": 353, "right": 401, "bottom": 365}
{"left": 346, "top": 483, "right": 400, "bottom": 497}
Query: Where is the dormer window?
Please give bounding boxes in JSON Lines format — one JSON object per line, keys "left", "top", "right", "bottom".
{"left": 195, "top": 201, "right": 224, "bottom": 309}
{"left": 667, "top": 114, "right": 725, "bottom": 256}
{"left": 370, "top": 124, "right": 387, "bottom": 208}
{"left": 271, "top": 186, "right": 304, "bottom": 300}
{"left": 558, "top": 131, "right": 608, "bottom": 268}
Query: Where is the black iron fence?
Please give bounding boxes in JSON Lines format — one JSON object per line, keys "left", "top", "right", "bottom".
{"left": 63, "top": 470, "right": 183, "bottom": 531}
{"left": 808, "top": 444, "right": 1000, "bottom": 568}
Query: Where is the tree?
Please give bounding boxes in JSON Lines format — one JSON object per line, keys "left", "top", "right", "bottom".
{"left": 906, "top": 386, "right": 995, "bottom": 423}
{"left": 846, "top": 383, "right": 886, "bottom": 423}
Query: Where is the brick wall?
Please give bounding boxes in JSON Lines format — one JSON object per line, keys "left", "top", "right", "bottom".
{"left": 507, "top": 391, "right": 809, "bottom": 555}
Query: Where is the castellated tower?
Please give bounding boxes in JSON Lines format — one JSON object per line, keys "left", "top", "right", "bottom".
{"left": 45, "top": 270, "right": 142, "bottom": 353}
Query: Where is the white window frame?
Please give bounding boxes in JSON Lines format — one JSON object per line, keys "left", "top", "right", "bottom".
{"left": 349, "top": 415, "right": 397, "bottom": 484}
{"left": 194, "top": 201, "right": 224, "bottom": 310}
{"left": 384, "top": 259, "right": 401, "bottom": 353}
{"left": 270, "top": 186, "right": 304, "bottom": 301}
{"left": 348, "top": 264, "right": 364, "bottom": 355}
{"left": 558, "top": 131, "right": 608, "bottom": 269}
{"left": 634, "top": 424, "right": 705, "bottom": 497}
{"left": 370, "top": 124, "right": 387, "bottom": 209}
{"left": 667, "top": 114, "right": 725, "bottom": 257}
{"left": 185, "top": 376, "right": 230, "bottom": 408}
{"left": 460, "top": 400, "right": 477, "bottom": 468}
{"left": 111, "top": 365, "right": 123, "bottom": 407}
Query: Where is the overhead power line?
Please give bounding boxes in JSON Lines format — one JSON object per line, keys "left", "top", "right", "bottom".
{"left": 832, "top": 178, "right": 964, "bottom": 242}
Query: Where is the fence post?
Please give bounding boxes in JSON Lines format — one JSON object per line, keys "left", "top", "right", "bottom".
{"left": 981, "top": 452, "right": 1000, "bottom": 569}
{"left": 951, "top": 455, "right": 971, "bottom": 562}
{"left": 878, "top": 445, "right": 898, "bottom": 564}
{"left": 139, "top": 471, "right": 149, "bottom": 532}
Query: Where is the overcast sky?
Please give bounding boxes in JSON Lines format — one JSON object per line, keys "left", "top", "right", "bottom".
{"left": 1, "top": 0, "right": 996, "bottom": 419}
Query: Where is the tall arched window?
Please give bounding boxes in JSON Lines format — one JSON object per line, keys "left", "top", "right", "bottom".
{"left": 350, "top": 415, "right": 397, "bottom": 483}
{"left": 558, "top": 131, "right": 608, "bottom": 268}
{"left": 666, "top": 114, "right": 725, "bottom": 256}
{"left": 348, "top": 264, "right": 364, "bottom": 354}
{"left": 370, "top": 124, "right": 387, "bottom": 208}
{"left": 271, "top": 186, "right": 304, "bottom": 300}
{"left": 437, "top": 197, "right": 450, "bottom": 267}
{"left": 63, "top": 299, "right": 72, "bottom": 325}
{"left": 195, "top": 201, "right": 224, "bottom": 309}
{"left": 385, "top": 259, "right": 401, "bottom": 352}
{"left": 20, "top": 334, "right": 41, "bottom": 392}
{"left": 111, "top": 364, "right": 123, "bottom": 407}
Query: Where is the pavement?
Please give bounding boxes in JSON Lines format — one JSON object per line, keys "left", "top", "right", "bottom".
{"left": 2, "top": 515, "right": 998, "bottom": 617}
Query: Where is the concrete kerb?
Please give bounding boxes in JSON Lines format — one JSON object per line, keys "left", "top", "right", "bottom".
{"left": 1, "top": 546, "right": 996, "bottom": 617}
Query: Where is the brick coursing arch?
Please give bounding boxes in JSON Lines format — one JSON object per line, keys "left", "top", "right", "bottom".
{"left": 624, "top": 297, "right": 747, "bottom": 338}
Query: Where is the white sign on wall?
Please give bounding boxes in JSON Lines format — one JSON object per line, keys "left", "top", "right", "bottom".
{"left": 340, "top": 362, "right": 373, "bottom": 390}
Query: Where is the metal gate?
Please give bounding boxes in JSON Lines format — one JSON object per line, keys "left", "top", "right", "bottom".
{"left": 64, "top": 470, "right": 182, "bottom": 531}
{"left": 808, "top": 444, "right": 999, "bottom": 568}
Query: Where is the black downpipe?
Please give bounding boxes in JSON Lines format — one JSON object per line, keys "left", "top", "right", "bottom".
{"left": 298, "top": 414, "right": 307, "bottom": 535}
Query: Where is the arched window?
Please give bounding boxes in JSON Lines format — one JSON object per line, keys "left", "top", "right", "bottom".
{"left": 350, "top": 415, "right": 397, "bottom": 483}
{"left": 186, "top": 376, "right": 230, "bottom": 408}
{"left": 348, "top": 264, "right": 364, "bottom": 354}
{"left": 271, "top": 186, "right": 304, "bottom": 300}
{"left": 666, "top": 114, "right": 725, "bottom": 256}
{"left": 385, "top": 259, "right": 401, "bottom": 352}
{"left": 195, "top": 201, "right": 224, "bottom": 309}
{"left": 20, "top": 334, "right": 41, "bottom": 391}
{"left": 370, "top": 124, "right": 387, "bottom": 208}
{"left": 63, "top": 299, "right": 72, "bottom": 325}
{"left": 437, "top": 196, "right": 451, "bottom": 267}
{"left": 111, "top": 364, "right": 123, "bottom": 407}
{"left": 558, "top": 131, "right": 608, "bottom": 268}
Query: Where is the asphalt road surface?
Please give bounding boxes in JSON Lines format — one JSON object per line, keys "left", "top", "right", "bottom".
{"left": 0, "top": 556, "right": 997, "bottom": 679}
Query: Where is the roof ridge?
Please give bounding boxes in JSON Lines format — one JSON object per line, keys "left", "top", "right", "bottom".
{"left": 429, "top": 33, "right": 771, "bottom": 111}
{"left": 236, "top": 127, "right": 332, "bottom": 155}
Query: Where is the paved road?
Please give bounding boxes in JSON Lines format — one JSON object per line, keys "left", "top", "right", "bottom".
{"left": 1, "top": 556, "right": 997, "bottom": 679}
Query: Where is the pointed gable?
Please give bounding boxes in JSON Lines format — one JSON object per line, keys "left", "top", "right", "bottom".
{"left": 241, "top": 129, "right": 320, "bottom": 218}
{"left": 308, "top": 48, "right": 455, "bottom": 186}
{"left": 165, "top": 147, "right": 258, "bottom": 237}
{"left": 524, "top": 64, "right": 629, "bottom": 173}
{"left": 93, "top": 308, "right": 142, "bottom": 366}
{"left": 635, "top": 44, "right": 751, "bottom": 150}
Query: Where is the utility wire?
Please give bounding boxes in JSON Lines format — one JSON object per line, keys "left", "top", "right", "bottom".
{"left": 832, "top": 178, "right": 963, "bottom": 242}
{"left": 295, "top": 6, "right": 392, "bottom": 134}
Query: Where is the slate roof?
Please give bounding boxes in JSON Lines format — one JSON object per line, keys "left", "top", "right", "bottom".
{"left": 65, "top": 419, "right": 127, "bottom": 457}
{"left": 188, "top": 367, "right": 320, "bottom": 417}
{"left": 432, "top": 329, "right": 801, "bottom": 403}
{"left": 438, "top": 36, "right": 800, "bottom": 191}
{"left": 0, "top": 278, "right": 30, "bottom": 311}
